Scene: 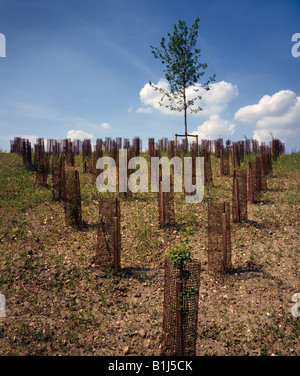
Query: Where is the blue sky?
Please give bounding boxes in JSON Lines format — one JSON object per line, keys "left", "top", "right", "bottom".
{"left": 0, "top": 0, "right": 299, "bottom": 151}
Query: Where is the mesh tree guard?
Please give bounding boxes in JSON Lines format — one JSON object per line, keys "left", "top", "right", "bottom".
{"left": 256, "top": 156, "right": 267, "bottom": 192}
{"left": 10, "top": 137, "right": 17, "bottom": 153}
{"left": 96, "top": 196, "right": 121, "bottom": 272}
{"left": 116, "top": 137, "right": 122, "bottom": 151}
{"left": 245, "top": 139, "right": 251, "bottom": 154}
{"left": 52, "top": 155, "right": 60, "bottom": 201}
{"left": 238, "top": 141, "right": 245, "bottom": 163}
{"left": 10, "top": 136, "right": 32, "bottom": 167}
{"left": 104, "top": 137, "right": 111, "bottom": 153}
{"left": 109, "top": 139, "right": 118, "bottom": 161}
{"left": 51, "top": 139, "right": 63, "bottom": 154}
{"left": 148, "top": 138, "right": 155, "bottom": 158}
{"left": 33, "top": 138, "right": 44, "bottom": 170}
{"left": 132, "top": 137, "right": 142, "bottom": 156}
{"left": 52, "top": 155, "right": 65, "bottom": 201}
{"left": 72, "top": 139, "right": 82, "bottom": 154}
{"left": 214, "top": 138, "right": 223, "bottom": 157}
{"left": 255, "top": 156, "right": 262, "bottom": 192}
{"left": 160, "top": 257, "right": 201, "bottom": 356}
{"left": 123, "top": 138, "right": 130, "bottom": 149}
{"left": 248, "top": 162, "right": 255, "bottom": 203}
{"left": 271, "top": 138, "right": 285, "bottom": 161}
{"left": 11, "top": 137, "right": 24, "bottom": 154}
{"left": 47, "top": 138, "right": 55, "bottom": 154}
{"left": 92, "top": 140, "right": 103, "bottom": 185}
{"left": 158, "top": 179, "right": 175, "bottom": 227}
{"left": 95, "top": 138, "right": 103, "bottom": 159}
{"left": 122, "top": 148, "right": 136, "bottom": 199}
{"left": 220, "top": 146, "right": 230, "bottom": 176}
{"left": 261, "top": 146, "right": 272, "bottom": 176}
{"left": 248, "top": 157, "right": 267, "bottom": 202}
{"left": 59, "top": 156, "right": 65, "bottom": 200}
{"left": 168, "top": 140, "right": 176, "bottom": 159}
{"left": 182, "top": 152, "right": 197, "bottom": 197}
{"left": 190, "top": 139, "right": 199, "bottom": 156}
{"left": 22, "top": 139, "right": 32, "bottom": 168}
{"left": 63, "top": 169, "right": 82, "bottom": 228}
{"left": 201, "top": 139, "right": 211, "bottom": 153}
{"left": 82, "top": 139, "right": 93, "bottom": 173}
{"left": 232, "top": 168, "right": 247, "bottom": 223}
{"left": 252, "top": 139, "right": 259, "bottom": 153}
{"left": 201, "top": 149, "right": 213, "bottom": 185}
{"left": 248, "top": 161, "right": 260, "bottom": 203}
{"left": 41, "top": 154, "right": 50, "bottom": 186}
{"left": 62, "top": 138, "right": 75, "bottom": 167}
{"left": 231, "top": 142, "right": 241, "bottom": 168}
{"left": 207, "top": 202, "right": 231, "bottom": 274}
{"left": 34, "top": 139, "right": 50, "bottom": 187}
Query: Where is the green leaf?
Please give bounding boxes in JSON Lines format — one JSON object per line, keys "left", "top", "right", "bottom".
{"left": 149, "top": 17, "right": 215, "bottom": 136}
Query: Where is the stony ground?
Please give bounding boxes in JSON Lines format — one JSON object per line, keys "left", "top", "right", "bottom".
{"left": 0, "top": 151, "right": 299, "bottom": 356}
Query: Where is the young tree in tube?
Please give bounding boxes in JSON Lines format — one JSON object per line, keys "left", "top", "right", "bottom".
{"left": 150, "top": 18, "right": 215, "bottom": 146}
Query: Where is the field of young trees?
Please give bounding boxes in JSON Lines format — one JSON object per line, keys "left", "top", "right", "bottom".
{"left": 0, "top": 136, "right": 299, "bottom": 356}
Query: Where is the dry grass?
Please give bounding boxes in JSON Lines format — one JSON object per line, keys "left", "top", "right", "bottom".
{"left": 0, "top": 150, "right": 299, "bottom": 356}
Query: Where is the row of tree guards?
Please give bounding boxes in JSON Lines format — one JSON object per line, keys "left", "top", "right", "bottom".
{"left": 10, "top": 135, "right": 285, "bottom": 356}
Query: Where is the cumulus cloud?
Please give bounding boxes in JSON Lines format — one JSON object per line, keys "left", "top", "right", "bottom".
{"left": 191, "top": 114, "right": 236, "bottom": 140}
{"left": 139, "top": 78, "right": 173, "bottom": 115}
{"left": 194, "top": 80, "right": 238, "bottom": 116}
{"left": 138, "top": 79, "right": 238, "bottom": 116}
{"left": 254, "top": 98, "right": 300, "bottom": 144}
{"left": 234, "top": 90, "right": 297, "bottom": 122}
{"left": 67, "top": 130, "right": 94, "bottom": 141}
{"left": 234, "top": 90, "right": 300, "bottom": 145}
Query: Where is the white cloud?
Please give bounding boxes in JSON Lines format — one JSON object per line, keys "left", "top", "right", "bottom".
{"left": 191, "top": 114, "right": 236, "bottom": 140}
{"left": 67, "top": 130, "right": 94, "bottom": 141}
{"left": 234, "top": 90, "right": 297, "bottom": 123}
{"left": 254, "top": 98, "right": 300, "bottom": 143}
{"left": 139, "top": 78, "right": 173, "bottom": 115}
{"left": 139, "top": 79, "right": 238, "bottom": 116}
{"left": 191, "top": 80, "right": 238, "bottom": 116}
{"left": 136, "top": 107, "right": 152, "bottom": 114}
{"left": 101, "top": 122, "right": 111, "bottom": 129}
{"left": 234, "top": 90, "right": 300, "bottom": 146}
{"left": 202, "top": 81, "right": 238, "bottom": 104}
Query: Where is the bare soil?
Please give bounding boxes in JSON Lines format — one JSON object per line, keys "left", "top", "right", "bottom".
{"left": 0, "top": 151, "right": 299, "bottom": 356}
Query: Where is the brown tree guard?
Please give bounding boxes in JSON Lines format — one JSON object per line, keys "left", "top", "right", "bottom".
{"left": 175, "top": 278, "right": 184, "bottom": 356}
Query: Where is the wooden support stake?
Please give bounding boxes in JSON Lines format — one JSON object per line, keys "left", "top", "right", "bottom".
{"left": 220, "top": 147, "right": 224, "bottom": 175}
{"left": 234, "top": 176, "right": 240, "bottom": 223}
{"left": 222, "top": 212, "right": 227, "bottom": 273}
{"left": 159, "top": 180, "right": 165, "bottom": 226}
{"left": 113, "top": 216, "right": 119, "bottom": 273}
{"left": 248, "top": 162, "right": 254, "bottom": 203}
{"left": 74, "top": 170, "right": 80, "bottom": 227}
{"left": 115, "top": 197, "right": 119, "bottom": 218}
